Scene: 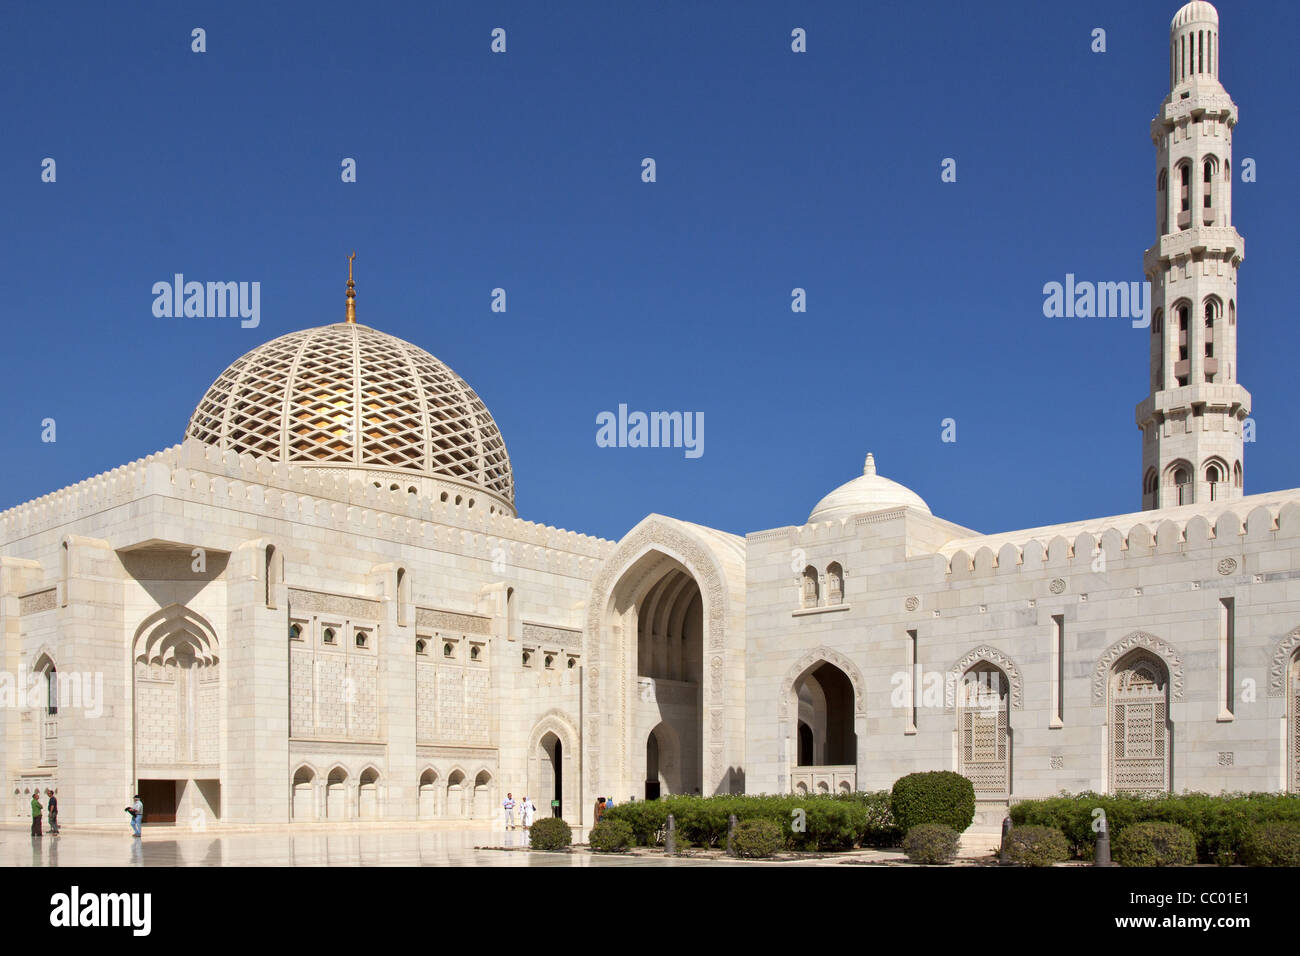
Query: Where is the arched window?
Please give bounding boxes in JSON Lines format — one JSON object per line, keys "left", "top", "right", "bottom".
{"left": 265, "top": 545, "right": 278, "bottom": 609}
{"left": 1233, "top": 460, "right": 1243, "bottom": 488}
{"left": 354, "top": 630, "right": 368, "bottom": 649}
{"left": 1157, "top": 168, "right": 1167, "bottom": 191}
{"left": 46, "top": 665, "right": 58, "bottom": 716}
{"left": 1143, "top": 468, "right": 1158, "bottom": 506}
{"left": 1110, "top": 652, "right": 1171, "bottom": 794}
{"left": 289, "top": 623, "right": 303, "bottom": 641}
{"left": 958, "top": 662, "right": 1010, "bottom": 797}
{"left": 1179, "top": 163, "right": 1191, "bottom": 216}
{"left": 416, "top": 638, "right": 427, "bottom": 655}
{"left": 1205, "top": 460, "right": 1226, "bottom": 500}
{"left": 801, "top": 566, "right": 820, "bottom": 608}
{"left": 323, "top": 627, "right": 336, "bottom": 645}
{"left": 1169, "top": 461, "right": 1193, "bottom": 506}
{"left": 825, "top": 563, "right": 844, "bottom": 606}
{"left": 396, "top": 567, "right": 409, "bottom": 627}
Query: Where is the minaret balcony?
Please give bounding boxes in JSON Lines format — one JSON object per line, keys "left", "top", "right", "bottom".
{"left": 1144, "top": 226, "right": 1244, "bottom": 271}
{"left": 1135, "top": 382, "right": 1252, "bottom": 426}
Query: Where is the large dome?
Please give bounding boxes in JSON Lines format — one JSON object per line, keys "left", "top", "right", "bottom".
{"left": 808, "top": 453, "right": 931, "bottom": 523}
{"left": 185, "top": 322, "right": 515, "bottom": 513}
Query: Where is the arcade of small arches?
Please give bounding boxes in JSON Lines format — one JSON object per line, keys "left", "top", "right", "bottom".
{"left": 1150, "top": 295, "right": 1237, "bottom": 391}
{"left": 799, "top": 562, "right": 845, "bottom": 609}
{"left": 1156, "top": 151, "right": 1231, "bottom": 238}
{"left": 1144, "top": 456, "right": 1242, "bottom": 507}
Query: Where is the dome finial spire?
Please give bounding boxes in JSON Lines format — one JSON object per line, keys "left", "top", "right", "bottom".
{"left": 864, "top": 452, "right": 876, "bottom": 476}
{"left": 345, "top": 250, "right": 357, "bottom": 324}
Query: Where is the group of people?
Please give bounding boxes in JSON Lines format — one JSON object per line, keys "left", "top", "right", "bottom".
{"left": 592, "top": 795, "right": 614, "bottom": 824}
{"left": 502, "top": 792, "right": 538, "bottom": 830}
{"left": 30, "top": 790, "right": 145, "bottom": 838}
{"left": 28, "top": 789, "right": 59, "bottom": 837}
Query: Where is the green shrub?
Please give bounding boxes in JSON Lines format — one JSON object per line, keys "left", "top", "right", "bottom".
{"left": 891, "top": 772, "right": 976, "bottom": 833}
{"left": 901, "top": 823, "right": 960, "bottom": 864}
{"left": 1011, "top": 791, "right": 1300, "bottom": 862}
{"left": 588, "top": 819, "right": 634, "bottom": 853}
{"left": 731, "top": 819, "right": 784, "bottom": 858}
{"left": 1004, "top": 825, "right": 1070, "bottom": 867}
{"left": 1238, "top": 822, "right": 1300, "bottom": 867}
{"left": 528, "top": 816, "right": 571, "bottom": 851}
{"left": 1114, "top": 822, "right": 1197, "bottom": 867}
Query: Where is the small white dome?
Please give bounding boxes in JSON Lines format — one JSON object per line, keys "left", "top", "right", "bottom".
{"left": 808, "top": 453, "right": 931, "bottom": 523}
{"left": 1172, "top": 2, "right": 1217, "bottom": 30}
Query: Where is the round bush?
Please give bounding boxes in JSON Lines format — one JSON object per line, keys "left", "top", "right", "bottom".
{"left": 891, "top": 771, "right": 976, "bottom": 834}
{"left": 1004, "top": 825, "right": 1070, "bottom": 867}
{"left": 731, "top": 819, "right": 783, "bottom": 859}
{"left": 901, "top": 823, "right": 960, "bottom": 865}
{"left": 1114, "top": 822, "right": 1197, "bottom": 867}
{"left": 528, "top": 816, "right": 572, "bottom": 852}
{"left": 588, "top": 819, "right": 634, "bottom": 853}
{"left": 1238, "top": 822, "right": 1300, "bottom": 867}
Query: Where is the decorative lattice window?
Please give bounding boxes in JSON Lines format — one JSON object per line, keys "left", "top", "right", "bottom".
{"left": 958, "top": 664, "right": 1009, "bottom": 796}
{"left": 1111, "top": 654, "right": 1170, "bottom": 794}
{"left": 1291, "top": 654, "right": 1300, "bottom": 794}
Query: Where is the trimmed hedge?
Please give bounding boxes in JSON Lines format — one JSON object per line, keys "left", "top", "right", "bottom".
{"left": 902, "top": 823, "right": 959, "bottom": 864}
{"left": 1238, "top": 822, "right": 1300, "bottom": 867}
{"left": 1113, "top": 822, "right": 1197, "bottom": 867}
{"left": 891, "top": 771, "right": 976, "bottom": 834}
{"left": 528, "top": 817, "right": 571, "bottom": 851}
{"left": 588, "top": 819, "right": 634, "bottom": 853}
{"left": 1004, "top": 825, "right": 1070, "bottom": 867}
{"left": 599, "top": 791, "right": 900, "bottom": 851}
{"left": 1009, "top": 791, "right": 1300, "bottom": 864}
{"left": 731, "top": 819, "right": 784, "bottom": 858}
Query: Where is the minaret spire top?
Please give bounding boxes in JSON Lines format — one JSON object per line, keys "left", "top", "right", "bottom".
{"left": 345, "top": 251, "right": 357, "bottom": 324}
{"left": 864, "top": 452, "right": 876, "bottom": 476}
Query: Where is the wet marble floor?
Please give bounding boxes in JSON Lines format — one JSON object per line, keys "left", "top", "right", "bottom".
{"left": 0, "top": 825, "right": 759, "bottom": 867}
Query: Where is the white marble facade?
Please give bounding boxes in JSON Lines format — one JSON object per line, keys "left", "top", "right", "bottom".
{"left": 3, "top": 2, "right": 1298, "bottom": 826}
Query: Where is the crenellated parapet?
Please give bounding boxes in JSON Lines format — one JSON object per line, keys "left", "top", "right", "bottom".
{"left": 938, "top": 490, "right": 1300, "bottom": 576}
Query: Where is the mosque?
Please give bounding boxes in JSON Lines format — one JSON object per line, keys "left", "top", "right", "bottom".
{"left": 2, "top": 1, "right": 1297, "bottom": 828}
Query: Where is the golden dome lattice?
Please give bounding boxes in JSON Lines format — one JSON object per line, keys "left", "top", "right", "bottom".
{"left": 185, "top": 322, "right": 514, "bottom": 509}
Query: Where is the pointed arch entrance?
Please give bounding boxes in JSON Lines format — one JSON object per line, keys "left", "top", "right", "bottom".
{"left": 779, "top": 648, "right": 865, "bottom": 794}
{"left": 586, "top": 516, "right": 745, "bottom": 805}
{"left": 527, "top": 710, "right": 579, "bottom": 823}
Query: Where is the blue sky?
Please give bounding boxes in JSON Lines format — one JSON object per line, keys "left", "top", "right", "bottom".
{"left": 3, "top": 0, "right": 1296, "bottom": 542}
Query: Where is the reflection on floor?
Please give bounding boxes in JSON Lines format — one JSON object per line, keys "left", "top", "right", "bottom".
{"left": 0, "top": 826, "right": 751, "bottom": 867}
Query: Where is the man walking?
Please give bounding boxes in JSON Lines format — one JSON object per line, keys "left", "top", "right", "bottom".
{"left": 502, "top": 792, "right": 516, "bottom": 830}
{"left": 30, "top": 791, "right": 42, "bottom": 837}
{"left": 46, "top": 789, "right": 59, "bottom": 836}
{"left": 127, "top": 794, "right": 143, "bottom": 837}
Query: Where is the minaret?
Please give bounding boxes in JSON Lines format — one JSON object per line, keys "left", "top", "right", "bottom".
{"left": 1137, "top": 2, "right": 1250, "bottom": 510}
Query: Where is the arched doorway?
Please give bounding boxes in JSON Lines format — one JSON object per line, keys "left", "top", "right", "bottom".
{"left": 644, "top": 721, "right": 681, "bottom": 798}
{"left": 1110, "top": 651, "right": 1172, "bottom": 793}
{"left": 447, "top": 769, "right": 466, "bottom": 818}
{"left": 418, "top": 769, "right": 439, "bottom": 819}
{"left": 957, "top": 662, "right": 1011, "bottom": 797}
{"left": 292, "top": 766, "right": 316, "bottom": 820}
{"left": 782, "top": 653, "right": 863, "bottom": 794}
{"left": 358, "top": 768, "right": 379, "bottom": 819}
{"left": 326, "top": 767, "right": 348, "bottom": 818}
{"left": 472, "top": 770, "right": 492, "bottom": 819}
{"left": 539, "top": 732, "right": 563, "bottom": 817}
